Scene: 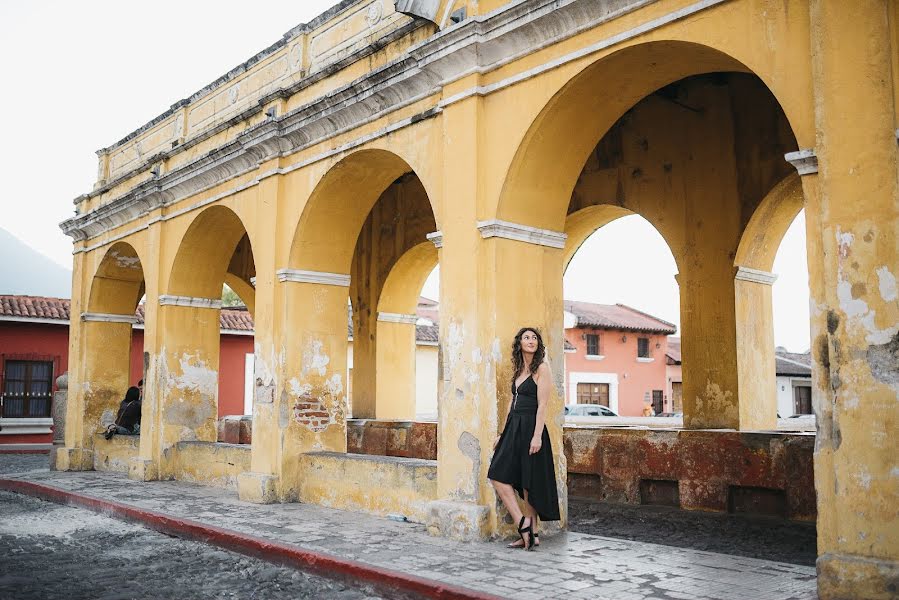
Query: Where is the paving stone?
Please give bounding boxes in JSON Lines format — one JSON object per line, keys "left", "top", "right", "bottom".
{"left": 0, "top": 460, "right": 818, "bottom": 600}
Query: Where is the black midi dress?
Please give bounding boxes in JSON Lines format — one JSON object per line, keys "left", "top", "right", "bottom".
{"left": 487, "top": 374, "right": 561, "bottom": 521}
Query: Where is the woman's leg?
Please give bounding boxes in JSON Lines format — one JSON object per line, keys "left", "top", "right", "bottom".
{"left": 489, "top": 479, "right": 532, "bottom": 547}
{"left": 508, "top": 491, "right": 539, "bottom": 547}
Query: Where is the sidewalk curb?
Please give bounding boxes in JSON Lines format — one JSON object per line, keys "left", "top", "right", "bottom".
{"left": 0, "top": 478, "right": 503, "bottom": 600}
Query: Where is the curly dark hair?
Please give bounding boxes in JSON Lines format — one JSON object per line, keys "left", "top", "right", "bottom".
{"left": 511, "top": 327, "right": 545, "bottom": 385}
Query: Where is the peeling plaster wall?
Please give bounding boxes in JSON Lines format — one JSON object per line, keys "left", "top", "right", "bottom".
{"left": 296, "top": 451, "right": 438, "bottom": 523}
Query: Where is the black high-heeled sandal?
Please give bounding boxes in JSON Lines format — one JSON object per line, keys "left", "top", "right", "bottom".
{"left": 516, "top": 516, "right": 534, "bottom": 551}
{"left": 507, "top": 531, "right": 539, "bottom": 548}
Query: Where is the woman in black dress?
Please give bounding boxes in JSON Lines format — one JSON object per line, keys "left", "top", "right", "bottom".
{"left": 488, "top": 327, "right": 560, "bottom": 550}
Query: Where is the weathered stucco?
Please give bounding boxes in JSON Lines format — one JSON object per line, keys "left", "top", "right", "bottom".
{"left": 58, "top": 2, "right": 898, "bottom": 596}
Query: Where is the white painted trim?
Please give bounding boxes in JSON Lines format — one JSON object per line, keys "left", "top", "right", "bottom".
{"left": 158, "top": 295, "right": 222, "bottom": 309}
{"left": 735, "top": 266, "right": 778, "bottom": 285}
{"left": 476, "top": 219, "right": 567, "bottom": 249}
{"left": 585, "top": 354, "right": 605, "bottom": 361}
{"left": 276, "top": 269, "right": 351, "bottom": 287}
{"left": 378, "top": 312, "right": 419, "bottom": 324}
{"left": 221, "top": 329, "right": 254, "bottom": 337}
{"left": 0, "top": 417, "right": 54, "bottom": 435}
{"left": 249, "top": 277, "right": 257, "bottom": 287}
{"left": 568, "top": 371, "right": 619, "bottom": 415}
{"left": 784, "top": 149, "right": 818, "bottom": 175}
{"left": 426, "top": 231, "right": 443, "bottom": 249}
{"left": 80, "top": 312, "right": 140, "bottom": 324}
{"left": 564, "top": 348, "right": 577, "bottom": 354}
{"left": 636, "top": 357, "right": 655, "bottom": 363}
{"left": 0, "top": 316, "right": 68, "bottom": 326}
{"left": 0, "top": 443, "right": 53, "bottom": 451}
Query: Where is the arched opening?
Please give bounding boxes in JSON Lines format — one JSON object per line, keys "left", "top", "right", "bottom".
{"left": 563, "top": 211, "right": 680, "bottom": 418}
{"left": 347, "top": 170, "right": 438, "bottom": 421}
{"left": 155, "top": 206, "right": 256, "bottom": 476}
{"left": 269, "top": 148, "right": 439, "bottom": 483}
{"left": 74, "top": 242, "right": 146, "bottom": 450}
{"left": 498, "top": 41, "right": 800, "bottom": 429}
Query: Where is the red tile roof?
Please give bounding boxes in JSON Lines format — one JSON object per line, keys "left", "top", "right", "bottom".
{"left": 0, "top": 295, "right": 253, "bottom": 333}
{"left": 0, "top": 296, "right": 70, "bottom": 321}
{"left": 564, "top": 300, "right": 676, "bottom": 335}
{"left": 0, "top": 296, "right": 437, "bottom": 342}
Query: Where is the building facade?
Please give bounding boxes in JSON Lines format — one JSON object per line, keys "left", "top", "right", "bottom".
{"left": 54, "top": 2, "right": 899, "bottom": 596}
{"left": 563, "top": 301, "right": 675, "bottom": 416}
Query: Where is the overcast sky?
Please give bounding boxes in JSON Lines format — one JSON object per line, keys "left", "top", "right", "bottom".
{"left": 0, "top": 1, "right": 811, "bottom": 352}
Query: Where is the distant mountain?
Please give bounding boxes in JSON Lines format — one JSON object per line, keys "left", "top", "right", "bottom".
{"left": 0, "top": 228, "right": 72, "bottom": 298}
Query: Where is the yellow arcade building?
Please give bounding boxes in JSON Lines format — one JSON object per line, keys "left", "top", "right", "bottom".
{"left": 57, "top": 2, "right": 899, "bottom": 598}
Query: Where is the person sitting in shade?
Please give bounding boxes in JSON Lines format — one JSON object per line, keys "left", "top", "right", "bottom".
{"left": 103, "top": 385, "right": 141, "bottom": 439}
{"left": 642, "top": 403, "right": 655, "bottom": 417}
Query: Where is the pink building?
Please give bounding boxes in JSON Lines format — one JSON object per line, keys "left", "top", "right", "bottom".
{"left": 563, "top": 301, "right": 676, "bottom": 416}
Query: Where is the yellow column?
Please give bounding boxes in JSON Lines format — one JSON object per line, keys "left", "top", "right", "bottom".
{"left": 426, "top": 84, "right": 566, "bottom": 540}
{"left": 734, "top": 267, "right": 778, "bottom": 430}
{"left": 375, "top": 313, "right": 418, "bottom": 419}
{"left": 238, "top": 272, "right": 349, "bottom": 503}
{"left": 148, "top": 297, "right": 222, "bottom": 480}
{"left": 809, "top": 2, "right": 899, "bottom": 597}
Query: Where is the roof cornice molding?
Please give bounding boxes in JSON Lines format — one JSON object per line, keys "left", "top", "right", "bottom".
{"left": 477, "top": 219, "right": 567, "bottom": 248}
{"left": 80, "top": 312, "right": 141, "bottom": 324}
{"left": 378, "top": 312, "right": 419, "bottom": 324}
{"left": 784, "top": 149, "right": 818, "bottom": 176}
{"left": 276, "top": 269, "right": 351, "bottom": 287}
{"left": 735, "top": 266, "right": 778, "bottom": 285}
{"left": 61, "top": 0, "right": 731, "bottom": 245}
{"left": 158, "top": 295, "right": 223, "bottom": 309}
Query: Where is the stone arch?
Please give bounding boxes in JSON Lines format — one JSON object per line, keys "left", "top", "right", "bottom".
{"left": 497, "top": 41, "right": 804, "bottom": 431}
{"left": 289, "top": 149, "right": 438, "bottom": 275}
{"left": 87, "top": 241, "right": 146, "bottom": 315}
{"left": 733, "top": 173, "right": 806, "bottom": 425}
{"left": 563, "top": 205, "right": 681, "bottom": 274}
{"left": 496, "top": 40, "right": 802, "bottom": 231}
{"left": 70, "top": 241, "right": 148, "bottom": 458}
{"left": 168, "top": 206, "right": 256, "bottom": 302}
{"left": 734, "top": 173, "right": 805, "bottom": 273}
{"left": 374, "top": 241, "right": 439, "bottom": 419}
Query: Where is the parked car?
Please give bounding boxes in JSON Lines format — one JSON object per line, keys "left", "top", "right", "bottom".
{"left": 564, "top": 404, "right": 619, "bottom": 417}
{"left": 654, "top": 412, "right": 683, "bottom": 418}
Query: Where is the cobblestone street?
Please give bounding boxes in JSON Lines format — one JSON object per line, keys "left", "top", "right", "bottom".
{"left": 0, "top": 455, "right": 818, "bottom": 600}
{"left": 0, "top": 490, "right": 410, "bottom": 600}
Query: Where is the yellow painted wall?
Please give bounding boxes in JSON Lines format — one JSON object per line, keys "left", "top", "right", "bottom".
{"left": 59, "top": 2, "right": 898, "bottom": 594}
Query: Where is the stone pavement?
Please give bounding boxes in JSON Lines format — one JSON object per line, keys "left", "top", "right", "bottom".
{"left": 1, "top": 468, "right": 817, "bottom": 600}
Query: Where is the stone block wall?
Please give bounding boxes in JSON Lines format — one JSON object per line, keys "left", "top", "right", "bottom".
{"left": 219, "top": 417, "right": 816, "bottom": 520}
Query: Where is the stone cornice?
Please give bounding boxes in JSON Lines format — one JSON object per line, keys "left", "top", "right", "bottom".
{"left": 477, "top": 219, "right": 567, "bottom": 249}
{"left": 62, "top": 0, "right": 731, "bottom": 245}
{"left": 784, "top": 149, "right": 818, "bottom": 175}
{"left": 158, "top": 295, "right": 223, "bottom": 309}
{"left": 276, "top": 269, "right": 351, "bottom": 287}
{"left": 377, "top": 312, "right": 420, "bottom": 324}
{"left": 735, "top": 266, "right": 778, "bottom": 285}
{"left": 80, "top": 312, "right": 141, "bottom": 324}
{"left": 426, "top": 231, "right": 443, "bottom": 248}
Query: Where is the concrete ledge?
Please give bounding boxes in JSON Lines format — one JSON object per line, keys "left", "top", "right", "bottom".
{"left": 0, "top": 478, "right": 500, "bottom": 600}
{"left": 425, "top": 500, "right": 490, "bottom": 542}
{"left": 93, "top": 434, "right": 140, "bottom": 474}
{"left": 563, "top": 427, "right": 816, "bottom": 520}
{"left": 53, "top": 447, "right": 94, "bottom": 471}
{"left": 817, "top": 552, "right": 899, "bottom": 600}
{"left": 237, "top": 471, "right": 280, "bottom": 504}
{"left": 347, "top": 419, "right": 436, "bottom": 459}
{"left": 173, "top": 442, "right": 250, "bottom": 490}
{"left": 297, "top": 452, "right": 437, "bottom": 523}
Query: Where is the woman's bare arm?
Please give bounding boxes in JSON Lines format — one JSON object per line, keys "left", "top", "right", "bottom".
{"left": 530, "top": 361, "right": 552, "bottom": 454}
